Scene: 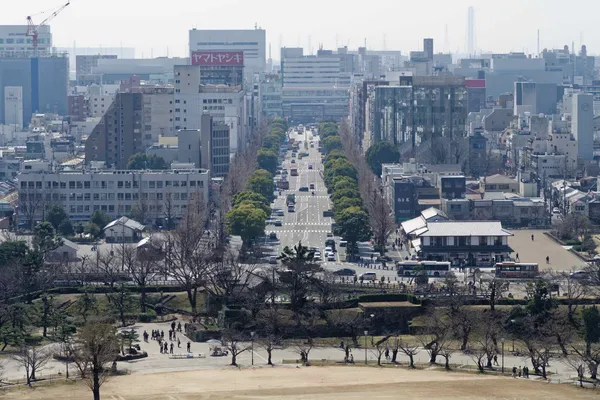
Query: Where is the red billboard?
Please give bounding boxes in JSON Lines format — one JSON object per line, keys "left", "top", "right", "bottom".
{"left": 191, "top": 51, "right": 244, "bottom": 66}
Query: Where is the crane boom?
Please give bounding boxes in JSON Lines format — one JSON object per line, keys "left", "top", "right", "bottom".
{"left": 26, "top": 1, "right": 70, "bottom": 54}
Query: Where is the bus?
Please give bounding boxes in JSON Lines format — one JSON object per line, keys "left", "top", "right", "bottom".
{"left": 396, "top": 261, "right": 451, "bottom": 277}
{"left": 494, "top": 262, "right": 539, "bottom": 279}
{"left": 290, "top": 168, "right": 298, "bottom": 176}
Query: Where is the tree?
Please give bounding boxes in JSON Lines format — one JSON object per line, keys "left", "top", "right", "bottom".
{"left": 325, "top": 309, "right": 365, "bottom": 348}
{"left": 106, "top": 285, "right": 135, "bottom": 327}
{"left": 277, "top": 242, "right": 322, "bottom": 318}
{"left": 46, "top": 203, "right": 69, "bottom": 231}
{"left": 419, "top": 308, "right": 452, "bottom": 365}
{"left": 262, "top": 134, "right": 282, "bottom": 152}
{"left": 75, "top": 289, "right": 98, "bottom": 324}
{"left": 32, "top": 222, "right": 63, "bottom": 255}
{"left": 58, "top": 219, "right": 75, "bottom": 237}
{"left": 333, "top": 197, "right": 363, "bottom": 215}
{"left": 324, "top": 159, "right": 358, "bottom": 185}
{"left": 226, "top": 203, "right": 267, "bottom": 247}
{"left": 38, "top": 293, "right": 56, "bottom": 338}
{"left": 366, "top": 142, "right": 400, "bottom": 176}
{"left": 127, "top": 153, "right": 168, "bottom": 170}
{"left": 74, "top": 324, "right": 119, "bottom": 400}
{"left": 121, "top": 244, "right": 157, "bottom": 312}
{"left": 118, "top": 329, "right": 140, "bottom": 355}
{"left": 84, "top": 222, "right": 102, "bottom": 239}
{"left": 247, "top": 169, "right": 275, "bottom": 202}
{"left": 12, "top": 344, "right": 52, "bottom": 386}
{"left": 398, "top": 339, "right": 420, "bottom": 368}
{"left": 232, "top": 191, "right": 270, "bottom": 216}
{"left": 367, "top": 189, "right": 395, "bottom": 255}
{"left": 166, "top": 201, "right": 210, "bottom": 313}
{"left": 335, "top": 207, "right": 371, "bottom": 247}
{"left": 221, "top": 330, "right": 250, "bottom": 366}
{"left": 204, "top": 252, "right": 259, "bottom": 306}
{"left": 322, "top": 135, "right": 343, "bottom": 154}
{"left": 90, "top": 211, "right": 111, "bottom": 231}
{"left": 18, "top": 188, "right": 45, "bottom": 230}
{"left": 257, "top": 148, "right": 279, "bottom": 175}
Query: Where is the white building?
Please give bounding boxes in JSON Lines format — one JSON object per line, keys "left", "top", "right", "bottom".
{"left": 174, "top": 65, "right": 245, "bottom": 155}
{"left": 88, "top": 94, "right": 115, "bottom": 118}
{"left": 104, "top": 216, "right": 145, "bottom": 243}
{"left": 17, "top": 166, "right": 210, "bottom": 225}
{"left": 137, "top": 86, "right": 174, "bottom": 148}
{"left": 4, "top": 87, "right": 23, "bottom": 129}
{"left": 189, "top": 28, "right": 266, "bottom": 86}
{"left": 0, "top": 25, "right": 52, "bottom": 54}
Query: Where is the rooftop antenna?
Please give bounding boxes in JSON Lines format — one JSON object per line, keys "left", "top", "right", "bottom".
{"left": 308, "top": 35, "right": 312, "bottom": 54}
{"left": 444, "top": 24, "right": 450, "bottom": 53}
{"left": 537, "top": 29, "right": 540, "bottom": 55}
{"left": 364, "top": 37, "right": 367, "bottom": 49}
{"left": 254, "top": 22, "right": 257, "bottom": 29}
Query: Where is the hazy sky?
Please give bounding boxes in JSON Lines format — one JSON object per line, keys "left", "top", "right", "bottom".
{"left": 2, "top": 0, "right": 598, "bottom": 58}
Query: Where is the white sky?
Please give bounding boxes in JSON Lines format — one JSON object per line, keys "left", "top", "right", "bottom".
{"left": 2, "top": 0, "right": 598, "bottom": 58}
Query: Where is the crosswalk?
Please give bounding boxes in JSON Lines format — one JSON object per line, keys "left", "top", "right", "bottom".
{"left": 272, "top": 230, "right": 331, "bottom": 233}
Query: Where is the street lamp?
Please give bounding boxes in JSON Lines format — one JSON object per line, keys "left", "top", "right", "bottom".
{"left": 501, "top": 337, "right": 505, "bottom": 374}
{"left": 364, "top": 330, "right": 368, "bottom": 365}
{"left": 251, "top": 331, "right": 255, "bottom": 366}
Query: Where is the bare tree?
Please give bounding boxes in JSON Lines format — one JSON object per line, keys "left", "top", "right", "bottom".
{"left": 398, "top": 339, "right": 420, "bottom": 368}
{"left": 370, "top": 335, "right": 391, "bottom": 365}
{"left": 95, "top": 249, "right": 122, "bottom": 291}
{"left": 12, "top": 344, "right": 52, "bottom": 385}
{"left": 204, "top": 251, "right": 259, "bottom": 306}
{"left": 18, "top": 189, "right": 45, "bottom": 230}
{"left": 257, "top": 333, "right": 284, "bottom": 366}
{"left": 325, "top": 309, "right": 365, "bottom": 348}
{"left": 221, "top": 330, "right": 251, "bottom": 367}
{"left": 563, "top": 354, "right": 587, "bottom": 387}
{"left": 73, "top": 324, "right": 120, "bottom": 400}
{"left": 419, "top": 308, "right": 451, "bottom": 364}
{"left": 120, "top": 243, "right": 158, "bottom": 312}
{"left": 165, "top": 198, "right": 210, "bottom": 313}
{"left": 367, "top": 188, "right": 395, "bottom": 256}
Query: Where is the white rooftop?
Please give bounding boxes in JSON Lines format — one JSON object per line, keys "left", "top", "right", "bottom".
{"left": 418, "top": 221, "right": 513, "bottom": 237}
{"left": 104, "top": 216, "right": 145, "bottom": 232}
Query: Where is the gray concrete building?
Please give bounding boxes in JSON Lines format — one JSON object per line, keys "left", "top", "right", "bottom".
{"left": 572, "top": 93, "right": 594, "bottom": 161}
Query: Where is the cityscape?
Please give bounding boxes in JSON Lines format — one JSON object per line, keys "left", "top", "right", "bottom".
{"left": 0, "top": 2, "right": 600, "bottom": 399}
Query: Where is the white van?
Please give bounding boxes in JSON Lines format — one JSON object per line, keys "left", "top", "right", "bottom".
{"left": 360, "top": 272, "right": 377, "bottom": 281}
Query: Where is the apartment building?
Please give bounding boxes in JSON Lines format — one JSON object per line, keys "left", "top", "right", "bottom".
{"left": 17, "top": 163, "right": 210, "bottom": 225}
{"left": 84, "top": 92, "right": 144, "bottom": 169}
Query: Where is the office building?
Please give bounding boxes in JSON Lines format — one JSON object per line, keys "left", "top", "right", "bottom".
{"left": 466, "top": 79, "right": 486, "bottom": 112}
{"left": 84, "top": 92, "right": 144, "bottom": 169}
{"left": 371, "top": 76, "right": 468, "bottom": 146}
{"left": 280, "top": 48, "right": 352, "bottom": 123}
{"left": 258, "top": 74, "right": 283, "bottom": 122}
{"left": 514, "top": 82, "right": 559, "bottom": 115}
{"left": 132, "top": 86, "right": 174, "bottom": 148}
{"left": 189, "top": 28, "right": 266, "bottom": 86}
{"left": 4, "top": 87, "right": 23, "bottom": 128}
{"left": 17, "top": 163, "right": 210, "bottom": 224}
{"left": 174, "top": 65, "right": 246, "bottom": 155}
{"left": 67, "top": 94, "right": 86, "bottom": 122}
{"left": 423, "top": 38, "right": 434, "bottom": 61}
{"left": 91, "top": 57, "right": 188, "bottom": 84}
{"left": 572, "top": 93, "right": 594, "bottom": 161}
{"left": 0, "top": 25, "right": 52, "bottom": 54}
{"left": 0, "top": 54, "right": 69, "bottom": 125}
{"left": 76, "top": 54, "right": 117, "bottom": 85}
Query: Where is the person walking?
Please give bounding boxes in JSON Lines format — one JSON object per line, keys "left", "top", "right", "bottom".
{"left": 518, "top": 366, "right": 522, "bottom": 377}
{"left": 512, "top": 366, "right": 517, "bottom": 378}
{"left": 170, "top": 343, "right": 174, "bottom": 354}
{"left": 171, "top": 321, "right": 176, "bottom": 332}
{"left": 546, "top": 256, "right": 550, "bottom": 264}
{"left": 169, "top": 330, "right": 172, "bottom": 341}
{"left": 531, "top": 234, "right": 534, "bottom": 241}
{"left": 177, "top": 338, "right": 181, "bottom": 348}
{"left": 187, "top": 341, "right": 191, "bottom": 353}
{"left": 493, "top": 355, "right": 498, "bottom": 366}
{"left": 177, "top": 322, "right": 182, "bottom": 332}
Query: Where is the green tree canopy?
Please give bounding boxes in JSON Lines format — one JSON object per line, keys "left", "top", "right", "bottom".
{"left": 0, "top": 240, "right": 29, "bottom": 265}
{"left": 335, "top": 206, "right": 371, "bottom": 246}
{"left": 127, "top": 153, "right": 168, "bottom": 170}
{"left": 262, "top": 134, "right": 283, "bottom": 152}
{"left": 324, "top": 159, "right": 358, "bottom": 185}
{"left": 332, "top": 176, "right": 359, "bottom": 193}
{"left": 33, "top": 221, "right": 63, "bottom": 254}
{"left": 58, "top": 219, "right": 75, "bottom": 237}
{"left": 46, "top": 204, "right": 68, "bottom": 231}
{"left": 232, "top": 191, "right": 271, "bottom": 216}
{"left": 319, "top": 122, "right": 338, "bottom": 140}
{"left": 277, "top": 242, "right": 321, "bottom": 313}
{"left": 248, "top": 169, "right": 275, "bottom": 202}
{"left": 321, "top": 136, "right": 343, "bottom": 154}
{"left": 257, "top": 148, "right": 279, "bottom": 175}
{"left": 324, "top": 149, "right": 346, "bottom": 165}
{"left": 331, "top": 188, "right": 361, "bottom": 203}
{"left": 90, "top": 210, "right": 111, "bottom": 230}
{"left": 366, "top": 141, "right": 401, "bottom": 176}
{"left": 226, "top": 203, "right": 267, "bottom": 246}
{"left": 333, "top": 196, "right": 363, "bottom": 215}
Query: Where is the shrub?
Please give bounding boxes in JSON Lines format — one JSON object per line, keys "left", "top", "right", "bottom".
{"left": 137, "top": 311, "right": 157, "bottom": 323}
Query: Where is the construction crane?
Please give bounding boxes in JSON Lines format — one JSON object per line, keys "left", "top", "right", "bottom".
{"left": 26, "top": 2, "right": 71, "bottom": 54}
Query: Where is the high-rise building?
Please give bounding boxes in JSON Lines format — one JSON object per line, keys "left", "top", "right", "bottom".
{"left": 174, "top": 65, "right": 246, "bottom": 155}
{"left": 67, "top": 94, "right": 86, "bottom": 122}
{"left": 0, "top": 54, "right": 69, "bottom": 125}
{"left": 0, "top": 25, "right": 52, "bottom": 54}
{"left": 424, "top": 38, "right": 434, "bottom": 61}
{"left": 467, "top": 7, "right": 475, "bottom": 55}
{"left": 572, "top": 93, "right": 594, "bottom": 161}
{"left": 189, "top": 28, "right": 266, "bottom": 86}
{"left": 514, "top": 82, "right": 558, "bottom": 115}
{"left": 130, "top": 86, "right": 174, "bottom": 148}
{"left": 4, "top": 86, "right": 23, "bottom": 128}
{"left": 84, "top": 92, "right": 144, "bottom": 169}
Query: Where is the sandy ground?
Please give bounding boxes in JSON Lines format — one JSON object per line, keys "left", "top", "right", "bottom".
{"left": 510, "top": 230, "right": 586, "bottom": 271}
{"left": 3, "top": 366, "right": 598, "bottom": 400}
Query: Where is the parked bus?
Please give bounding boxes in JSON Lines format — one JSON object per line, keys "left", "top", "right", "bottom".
{"left": 494, "top": 262, "right": 539, "bottom": 279}
{"left": 396, "top": 261, "right": 451, "bottom": 277}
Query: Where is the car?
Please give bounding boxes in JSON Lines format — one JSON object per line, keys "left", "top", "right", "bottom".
{"left": 552, "top": 207, "right": 561, "bottom": 215}
{"left": 360, "top": 272, "right": 377, "bottom": 281}
{"left": 269, "top": 256, "right": 278, "bottom": 265}
{"left": 327, "top": 254, "right": 336, "bottom": 262}
{"left": 333, "top": 268, "right": 356, "bottom": 276}
{"left": 326, "top": 232, "right": 333, "bottom": 238}
{"left": 274, "top": 220, "right": 282, "bottom": 226}
{"left": 308, "top": 164, "right": 313, "bottom": 169}
{"left": 570, "top": 270, "right": 589, "bottom": 280}
{"left": 275, "top": 211, "right": 284, "bottom": 216}
{"left": 339, "top": 240, "right": 348, "bottom": 247}
{"left": 309, "top": 183, "right": 315, "bottom": 189}
{"left": 299, "top": 186, "right": 309, "bottom": 192}
{"left": 324, "top": 246, "right": 333, "bottom": 253}
{"left": 269, "top": 232, "right": 278, "bottom": 240}
{"left": 291, "top": 159, "right": 296, "bottom": 164}
{"left": 313, "top": 254, "right": 322, "bottom": 261}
